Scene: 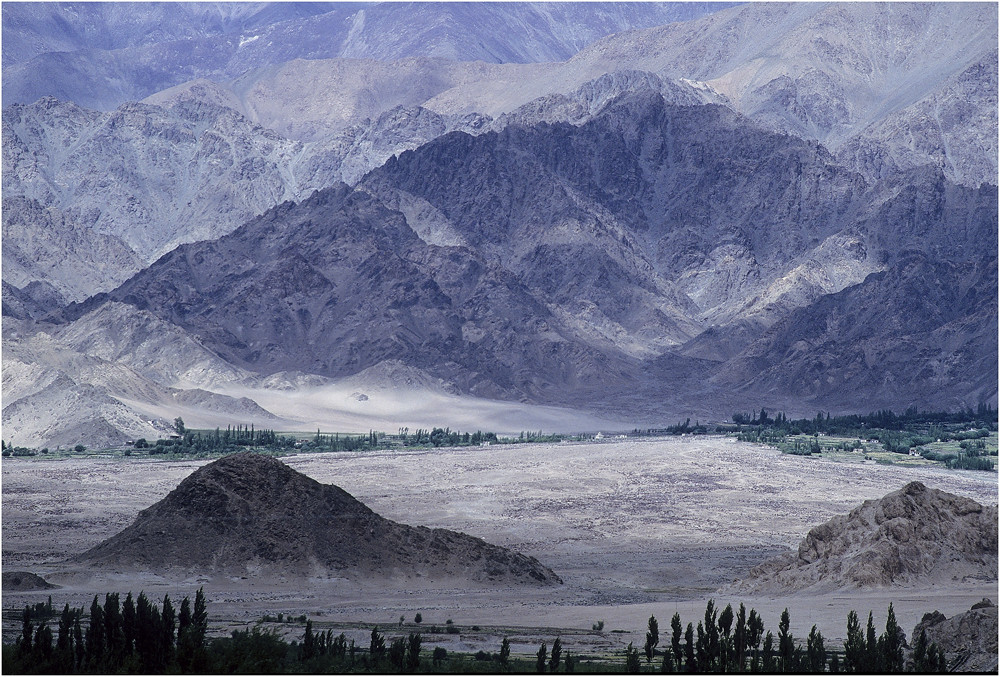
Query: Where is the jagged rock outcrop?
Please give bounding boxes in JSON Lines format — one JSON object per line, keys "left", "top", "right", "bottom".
{"left": 912, "top": 599, "right": 999, "bottom": 673}
{"left": 74, "top": 452, "right": 561, "bottom": 585}
{"left": 736, "top": 482, "right": 999, "bottom": 594}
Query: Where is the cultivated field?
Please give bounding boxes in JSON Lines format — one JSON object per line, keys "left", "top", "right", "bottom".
{"left": 3, "top": 436, "right": 996, "bottom": 655}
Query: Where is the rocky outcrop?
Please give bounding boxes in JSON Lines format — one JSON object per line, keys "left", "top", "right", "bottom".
{"left": 736, "top": 482, "right": 998, "bottom": 593}
{"left": 74, "top": 452, "right": 562, "bottom": 585}
{"left": 2, "top": 571, "right": 58, "bottom": 592}
{"left": 913, "top": 600, "right": 999, "bottom": 673}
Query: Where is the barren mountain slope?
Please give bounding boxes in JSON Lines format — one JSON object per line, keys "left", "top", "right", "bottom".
{"left": 74, "top": 452, "right": 562, "bottom": 585}
{"left": 1, "top": 196, "right": 145, "bottom": 302}
{"left": 364, "top": 93, "right": 869, "bottom": 332}
{"left": 2, "top": 97, "right": 305, "bottom": 261}
{"left": 1, "top": 318, "right": 284, "bottom": 449}
{"left": 2, "top": 93, "right": 490, "bottom": 295}
{"left": 836, "top": 50, "right": 999, "bottom": 188}
{"left": 552, "top": 2, "right": 997, "bottom": 178}
{"left": 64, "top": 183, "right": 638, "bottom": 404}
{"left": 736, "top": 482, "right": 999, "bottom": 594}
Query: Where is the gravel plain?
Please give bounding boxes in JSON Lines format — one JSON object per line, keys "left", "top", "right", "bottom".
{"left": 3, "top": 436, "right": 996, "bottom": 654}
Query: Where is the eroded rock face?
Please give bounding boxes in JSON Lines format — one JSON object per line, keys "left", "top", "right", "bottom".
{"left": 913, "top": 600, "right": 999, "bottom": 673}
{"left": 73, "top": 452, "right": 562, "bottom": 586}
{"left": 736, "top": 482, "right": 998, "bottom": 593}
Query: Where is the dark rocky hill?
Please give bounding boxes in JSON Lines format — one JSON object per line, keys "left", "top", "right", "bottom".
{"left": 735, "top": 482, "right": 998, "bottom": 594}
{"left": 74, "top": 452, "right": 561, "bottom": 585}
{"left": 74, "top": 183, "right": 631, "bottom": 403}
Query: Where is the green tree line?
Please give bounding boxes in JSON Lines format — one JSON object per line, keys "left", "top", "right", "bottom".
{"left": 6, "top": 589, "right": 208, "bottom": 674}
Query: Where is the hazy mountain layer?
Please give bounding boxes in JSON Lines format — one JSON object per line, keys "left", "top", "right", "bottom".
{"left": 3, "top": 2, "right": 731, "bottom": 110}
{"left": 156, "top": 2, "right": 994, "bottom": 184}
{"left": 1, "top": 94, "right": 484, "bottom": 265}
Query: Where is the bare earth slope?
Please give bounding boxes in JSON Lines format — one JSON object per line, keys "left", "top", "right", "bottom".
{"left": 737, "top": 481, "right": 998, "bottom": 594}
{"left": 73, "top": 452, "right": 561, "bottom": 586}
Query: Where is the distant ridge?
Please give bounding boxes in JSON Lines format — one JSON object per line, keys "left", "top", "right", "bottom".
{"left": 736, "top": 482, "right": 998, "bottom": 593}
{"left": 73, "top": 453, "right": 562, "bottom": 585}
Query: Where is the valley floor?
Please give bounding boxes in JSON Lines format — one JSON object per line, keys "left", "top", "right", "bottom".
{"left": 2, "top": 437, "right": 996, "bottom": 655}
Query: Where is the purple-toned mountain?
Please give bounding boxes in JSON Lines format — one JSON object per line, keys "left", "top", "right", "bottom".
{"left": 57, "top": 94, "right": 996, "bottom": 421}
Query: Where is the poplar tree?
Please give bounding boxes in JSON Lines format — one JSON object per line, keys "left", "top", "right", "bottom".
{"left": 369, "top": 626, "right": 385, "bottom": 665}
{"left": 806, "top": 625, "right": 826, "bottom": 673}
{"left": 549, "top": 637, "right": 562, "bottom": 672}
{"left": 684, "top": 622, "right": 696, "bottom": 672}
{"left": 644, "top": 615, "right": 659, "bottom": 662}
{"left": 19, "top": 605, "right": 33, "bottom": 659}
{"left": 762, "top": 631, "right": 775, "bottom": 672}
{"left": 718, "top": 603, "right": 734, "bottom": 666}
{"left": 161, "top": 595, "right": 176, "bottom": 667}
{"left": 777, "top": 608, "right": 795, "bottom": 671}
{"left": 500, "top": 637, "right": 511, "bottom": 670}
{"left": 843, "top": 610, "right": 865, "bottom": 672}
{"left": 625, "top": 642, "right": 641, "bottom": 673}
{"left": 881, "top": 603, "right": 903, "bottom": 672}
{"left": 733, "top": 603, "right": 747, "bottom": 671}
{"left": 536, "top": 641, "right": 548, "bottom": 673}
{"left": 122, "top": 593, "right": 136, "bottom": 658}
{"left": 670, "top": 613, "right": 683, "bottom": 667}
{"left": 73, "top": 612, "right": 85, "bottom": 670}
{"left": 56, "top": 603, "right": 73, "bottom": 671}
{"left": 864, "top": 612, "right": 878, "bottom": 672}
{"left": 406, "top": 633, "right": 422, "bottom": 671}
{"left": 86, "top": 596, "right": 105, "bottom": 671}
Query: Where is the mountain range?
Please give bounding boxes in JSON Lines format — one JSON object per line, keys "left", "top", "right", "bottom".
{"left": 2, "top": 2, "right": 997, "bottom": 448}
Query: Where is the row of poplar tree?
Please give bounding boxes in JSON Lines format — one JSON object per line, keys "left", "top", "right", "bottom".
{"left": 9, "top": 589, "right": 209, "bottom": 674}
{"left": 621, "top": 600, "right": 946, "bottom": 673}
